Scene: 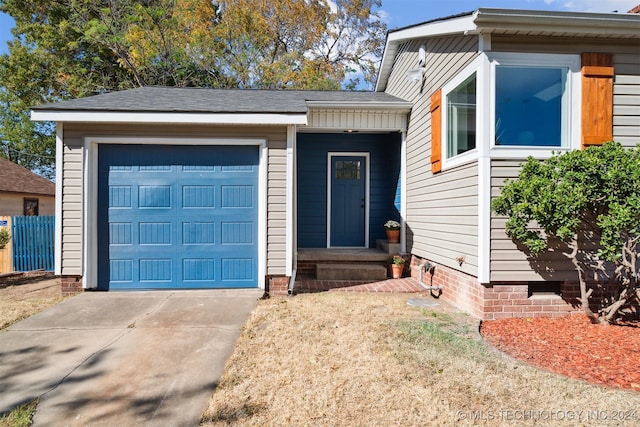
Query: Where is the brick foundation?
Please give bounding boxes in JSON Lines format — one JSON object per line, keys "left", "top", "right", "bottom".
{"left": 410, "top": 255, "right": 583, "bottom": 321}
{"left": 267, "top": 275, "right": 290, "bottom": 297}
{"left": 61, "top": 275, "right": 84, "bottom": 297}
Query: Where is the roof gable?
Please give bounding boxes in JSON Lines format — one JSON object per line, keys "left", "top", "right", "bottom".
{"left": 0, "top": 157, "right": 55, "bottom": 196}
{"left": 376, "top": 8, "right": 640, "bottom": 91}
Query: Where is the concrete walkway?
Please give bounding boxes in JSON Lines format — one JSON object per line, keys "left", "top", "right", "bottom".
{"left": 0, "top": 289, "right": 262, "bottom": 426}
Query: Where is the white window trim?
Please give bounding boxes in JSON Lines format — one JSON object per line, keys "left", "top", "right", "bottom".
{"left": 441, "top": 55, "right": 484, "bottom": 171}
{"left": 441, "top": 53, "right": 582, "bottom": 168}
{"left": 488, "top": 52, "right": 581, "bottom": 159}
{"left": 437, "top": 52, "right": 582, "bottom": 284}
{"left": 83, "top": 136, "right": 268, "bottom": 290}
{"left": 326, "top": 152, "right": 370, "bottom": 249}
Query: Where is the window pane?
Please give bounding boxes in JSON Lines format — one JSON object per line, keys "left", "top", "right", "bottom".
{"left": 447, "top": 73, "right": 476, "bottom": 158}
{"left": 335, "top": 161, "right": 360, "bottom": 180}
{"left": 495, "top": 66, "right": 568, "bottom": 147}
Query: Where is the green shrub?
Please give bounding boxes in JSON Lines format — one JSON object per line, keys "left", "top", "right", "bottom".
{"left": 0, "top": 229, "right": 10, "bottom": 250}
{"left": 492, "top": 142, "right": 640, "bottom": 324}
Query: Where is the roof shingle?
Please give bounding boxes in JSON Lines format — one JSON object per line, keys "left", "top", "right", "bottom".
{"left": 0, "top": 157, "right": 55, "bottom": 196}
{"left": 32, "top": 87, "right": 408, "bottom": 114}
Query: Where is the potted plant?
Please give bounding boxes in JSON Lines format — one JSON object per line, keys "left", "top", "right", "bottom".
{"left": 384, "top": 220, "right": 401, "bottom": 243}
{"left": 388, "top": 255, "right": 405, "bottom": 279}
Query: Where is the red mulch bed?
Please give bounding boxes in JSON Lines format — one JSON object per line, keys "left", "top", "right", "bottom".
{"left": 481, "top": 314, "right": 640, "bottom": 391}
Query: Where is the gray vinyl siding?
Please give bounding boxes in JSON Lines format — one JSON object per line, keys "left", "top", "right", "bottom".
{"left": 385, "top": 41, "right": 423, "bottom": 102}
{"left": 491, "top": 36, "right": 640, "bottom": 147}
{"left": 387, "top": 35, "right": 481, "bottom": 276}
{"left": 490, "top": 159, "right": 577, "bottom": 282}
{"left": 61, "top": 140, "right": 83, "bottom": 275}
{"left": 489, "top": 37, "right": 640, "bottom": 281}
{"left": 306, "top": 109, "right": 407, "bottom": 131}
{"left": 613, "top": 52, "right": 640, "bottom": 147}
{"left": 61, "top": 123, "right": 288, "bottom": 277}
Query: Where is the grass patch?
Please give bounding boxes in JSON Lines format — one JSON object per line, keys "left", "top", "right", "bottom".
{"left": 0, "top": 278, "right": 65, "bottom": 331}
{"left": 395, "top": 319, "right": 487, "bottom": 358}
{"left": 393, "top": 309, "right": 490, "bottom": 359}
{"left": 0, "top": 399, "right": 38, "bottom": 427}
{"left": 202, "top": 293, "right": 640, "bottom": 426}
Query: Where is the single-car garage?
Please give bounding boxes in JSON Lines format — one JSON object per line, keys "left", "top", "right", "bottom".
{"left": 97, "top": 144, "right": 259, "bottom": 290}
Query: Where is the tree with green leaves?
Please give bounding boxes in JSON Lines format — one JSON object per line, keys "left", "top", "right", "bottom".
{"left": 0, "top": 0, "right": 386, "bottom": 176}
{"left": 492, "top": 142, "right": 640, "bottom": 324}
{"left": 214, "top": 0, "right": 385, "bottom": 89}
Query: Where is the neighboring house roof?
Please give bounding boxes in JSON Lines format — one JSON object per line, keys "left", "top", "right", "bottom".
{"left": 0, "top": 156, "right": 55, "bottom": 196}
{"left": 376, "top": 8, "right": 640, "bottom": 91}
{"left": 31, "top": 87, "right": 412, "bottom": 125}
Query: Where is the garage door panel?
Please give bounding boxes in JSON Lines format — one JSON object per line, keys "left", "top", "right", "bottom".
{"left": 222, "top": 258, "right": 255, "bottom": 281}
{"left": 182, "top": 185, "right": 215, "bottom": 208}
{"left": 110, "top": 259, "right": 133, "bottom": 283}
{"left": 182, "top": 258, "right": 216, "bottom": 281}
{"left": 221, "top": 222, "right": 253, "bottom": 244}
{"left": 139, "top": 259, "right": 173, "bottom": 282}
{"left": 182, "top": 222, "right": 216, "bottom": 244}
{"left": 98, "top": 144, "right": 258, "bottom": 290}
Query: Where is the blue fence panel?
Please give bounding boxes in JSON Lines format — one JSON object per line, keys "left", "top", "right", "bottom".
{"left": 12, "top": 216, "right": 55, "bottom": 272}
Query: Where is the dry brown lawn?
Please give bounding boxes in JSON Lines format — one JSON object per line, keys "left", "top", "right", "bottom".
{"left": 0, "top": 275, "right": 66, "bottom": 330}
{"left": 202, "top": 292, "right": 640, "bottom": 427}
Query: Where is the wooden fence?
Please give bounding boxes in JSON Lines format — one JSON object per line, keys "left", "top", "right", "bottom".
{"left": 0, "top": 215, "right": 55, "bottom": 273}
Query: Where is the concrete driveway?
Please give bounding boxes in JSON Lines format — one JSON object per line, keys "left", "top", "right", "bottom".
{"left": 0, "top": 289, "right": 262, "bottom": 426}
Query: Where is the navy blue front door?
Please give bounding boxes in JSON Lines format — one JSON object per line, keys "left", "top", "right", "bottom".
{"left": 97, "top": 144, "right": 258, "bottom": 290}
{"left": 330, "top": 155, "right": 366, "bottom": 247}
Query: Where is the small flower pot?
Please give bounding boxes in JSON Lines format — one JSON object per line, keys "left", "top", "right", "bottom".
{"left": 389, "top": 263, "right": 403, "bottom": 279}
{"left": 385, "top": 229, "right": 400, "bottom": 243}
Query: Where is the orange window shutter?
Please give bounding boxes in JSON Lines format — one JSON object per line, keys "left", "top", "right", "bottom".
{"left": 581, "top": 53, "right": 614, "bottom": 149}
{"left": 430, "top": 88, "right": 442, "bottom": 173}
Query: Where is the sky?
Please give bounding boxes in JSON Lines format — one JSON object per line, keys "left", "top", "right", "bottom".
{"left": 0, "top": 0, "right": 638, "bottom": 54}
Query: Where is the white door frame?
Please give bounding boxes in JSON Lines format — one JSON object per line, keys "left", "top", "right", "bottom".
{"left": 326, "top": 152, "right": 370, "bottom": 248}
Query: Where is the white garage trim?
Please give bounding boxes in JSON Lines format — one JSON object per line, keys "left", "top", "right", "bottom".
{"left": 286, "top": 125, "right": 296, "bottom": 276}
{"left": 31, "top": 111, "right": 307, "bottom": 126}
{"left": 54, "top": 123, "right": 63, "bottom": 276}
{"left": 83, "top": 136, "right": 268, "bottom": 290}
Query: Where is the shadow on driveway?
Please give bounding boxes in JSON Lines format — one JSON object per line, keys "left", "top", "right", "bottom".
{"left": 0, "top": 289, "right": 262, "bottom": 426}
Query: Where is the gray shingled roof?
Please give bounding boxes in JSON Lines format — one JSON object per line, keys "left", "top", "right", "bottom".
{"left": 33, "top": 87, "right": 409, "bottom": 114}
{"left": 0, "top": 157, "right": 55, "bottom": 196}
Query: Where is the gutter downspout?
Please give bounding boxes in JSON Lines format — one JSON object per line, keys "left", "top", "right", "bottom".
{"left": 287, "top": 268, "right": 296, "bottom": 296}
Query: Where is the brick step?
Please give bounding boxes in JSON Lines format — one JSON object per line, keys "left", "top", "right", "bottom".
{"left": 316, "top": 263, "right": 387, "bottom": 281}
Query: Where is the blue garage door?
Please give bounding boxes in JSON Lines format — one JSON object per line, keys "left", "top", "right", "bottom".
{"left": 97, "top": 145, "right": 258, "bottom": 290}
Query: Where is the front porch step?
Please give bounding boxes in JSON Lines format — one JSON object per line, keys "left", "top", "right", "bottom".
{"left": 298, "top": 248, "right": 389, "bottom": 262}
{"left": 316, "top": 263, "right": 387, "bottom": 281}
{"left": 376, "top": 239, "right": 401, "bottom": 254}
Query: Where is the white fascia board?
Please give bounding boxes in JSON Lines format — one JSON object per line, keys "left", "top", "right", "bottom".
{"left": 31, "top": 111, "right": 308, "bottom": 125}
{"left": 374, "top": 40, "right": 396, "bottom": 92}
{"left": 474, "top": 8, "right": 640, "bottom": 37}
{"left": 387, "top": 15, "right": 478, "bottom": 44}
{"left": 376, "top": 14, "right": 477, "bottom": 92}
{"left": 306, "top": 101, "right": 413, "bottom": 111}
